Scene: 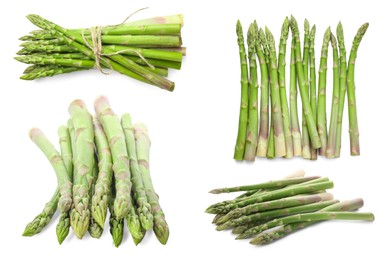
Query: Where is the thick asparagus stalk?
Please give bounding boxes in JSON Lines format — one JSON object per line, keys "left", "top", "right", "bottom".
{"left": 56, "top": 126, "right": 73, "bottom": 244}
{"left": 29, "top": 128, "right": 72, "bottom": 213}
{"left": 347, "top": 23, "right": 369, "bottom": 155}
{"left": 326, "top": 33, "right": 340, "bottom": 158}
{"left": 250, "top": 198, "right": 364, "bottom": 245}
{"left": 68, "top": 100, "right": 95, "bottom": 239}
{"left": 265, "top": 27, "right": 286, "bottom": 157}
{"left": 255, "top": 24, "right": 269, "bottom": 157}
{"left": 94, "top": 96, "right": 132, "bottom": 219}
{"left": 244, "top": 24, "right": 259, "bottom": 161}
{"left": 301, "top": 19, "right": 311, "bottom": 159}
{"left": 278, "top": 17, "right": 293, "bottom": 158}
{"left": 91, "top": 118, "right": 113, "bottom": 228}
{"left": 234, "top": 20, "right": 249, "bottom": 161}
{"left": 289, "top": 37, "right": 301, "bottom": 156}
{"left": 335, "top": 22, "right": 347, "bottom": 157}
{"left": 309, "top": 25, "right": 318, "bottom": 160}
{"left": 134, "top": 123, "right": 170, "bottom": 245}
{"left": 209, "top": 176, "right": 319, "bottom": 194}
{"left": 121, "top": 113, "right": 153, "bottom": 230}
{"left": 290, "top": 16, "right": 321, "bottom": 149}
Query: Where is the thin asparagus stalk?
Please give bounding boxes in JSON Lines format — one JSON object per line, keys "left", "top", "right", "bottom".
{"left": 218, "top": 199, "right": 337, "bottom": 231}
{"left": 249, "top": 211, "right": 374, "bottom": 245}
{"left": 317, "top": 27, "right": 331, "bottom": 155}
{"left": 209, "top": 176, "right": 319, "bottom": 194}
{"left": 232, "top": 220, "right": 266, "bottom": 235}
{"left": 301, "top": 20, "right": 311, "bottom": 159}
{"left": 109, "top": 178, "right": 124, "bottom": 248}
{"left": 255, "top": 23, "right": 269, "bottom": 157}
{"left": 250, "top": 198, "right": 365, "bottom": 245}
{"left": 266, "top": 119, "right": 275, "bottom": 159}
{"left": 244, "top": 24, "right": 259, "bottom": 161}
{"left": 126, "top": 195, "right": 145, "bottom": 245}
{"left": 265, "top": 26, "right": 286, "bottom": 157}
{"left": 309, "top": 25, "right": 318, "bottom": 160}
{"left": 17, "top": 44, "right": 77, "bottom": 55}
{"left": 278, "top": 17, "right": 293, "bottom": 158}
{"left": 326, "top": 33, "right": 340, "bottom": 158}
{"left": 290, "top": 16, "right": 321, "bottom": 149}
{"left": 335, "top": 22, "right": 347, "bottom": 157}
{"left": 233, "top": 20, "right": 249, "bottom": 161}
{"left": 289, "top": 37, "right": 301, "bottom": 156}
{"left": 347, "top": 23, "right": 369, "bottom": 155}
{"left": 21, "top": 66, "right": 88, "bottom": 80}
{"left": 88, "top": 157, "right": 104, "bottom": 239}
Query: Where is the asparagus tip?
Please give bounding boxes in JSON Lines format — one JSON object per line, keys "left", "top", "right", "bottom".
{"left": 209, "top": 189, "right": 221, "bottom": 194}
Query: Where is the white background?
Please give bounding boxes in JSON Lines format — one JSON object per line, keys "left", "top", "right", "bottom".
{"left": 0, "top": 0, "right": 388, "bottom": 259}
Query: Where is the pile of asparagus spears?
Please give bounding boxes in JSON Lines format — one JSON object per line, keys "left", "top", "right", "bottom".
{"left": 15, "top": 14, "right": 185, "bottom": 91}
{"left": 234, "top": 16, "right": 368, "bottom": 160}
{"left": 206, "top": 170, "right": 374, "bottom": 245}
{"left": 23, "top": 96, "right": 169, "bottom": 247}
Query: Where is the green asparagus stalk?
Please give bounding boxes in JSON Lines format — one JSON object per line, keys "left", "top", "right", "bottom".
{"left": 290, "top": 16, "right": 321, "bottom": 149}
{"left": 326, "top": 33, "right": 340, "bottom": 158}
{"left": 347, "top": 23, "right": 369, "bottom": 155}
{"left": 255, "top": 24, "right": 269, "bottom": 157}
{"left": 244, "top": 24, "right": 259, "bottom": 161}
{"left": 17, "top": 44, "right": 77, "bottom": 55}
{"left": 56, "top": 126, "right": 73, "bottom": 244}
{"left": 265, "top": 26, "right": 286, "bottom": 157}
{"left": 250, "top": 198, "right": 365, "bottom": 245}
{"left": 335, "top": 22, "right": 347, "bottom": 157}
{"left": 21, "top": 66, "right": 88, "bottom": 80}
{"left": 91, "top": 118, "right": 113, "bottom": 229}
{"left": 29, "top": 128, "right": 72, "bottom": 213}
{"left": 300, "top": 20, "right": 311, "bottom": 159}
{"left": 232, "top": 220, "right": 266, "bottom": 235}
{"left": 126, "top": 195, "right": 145, "bottom": 245}
{"left": 94, "top": 96, "right": 131, "bottom": 219}
{"left": 218, "top": 199, "right": 337, "bottom": 231}
{"left": 234, "top": 20, "right": 249, "bottom": 161}
{"left": 217, "top": 193, "right": 332, "bottom": 225}
{"left": 278, "top": 17, "right": 293, "bottom": 158}
{"left": 289, "top": 37, "right": 301, "bottom": 156}
{"left": 249, "top": 211, "right": 374, "bottom": 245}
{"left": 309, "top": 25, "right": 318, "bottom": 160}
{"left": 134, "top": 123, "right": 170, "bottom": 245}
{"left": 68, "top": 100, "right": 95, "bottom": 239}
{"left": 109, "top": 179, "right": 124, "bottom": 248}
{"left": 89, "top": 157, "right": 104, "bottom": 239}
{"left": 317, "top": 27, "right": 331, "bottom": 155}
{"left": 206, "top": 180, "right": 334, "bottom": 214}
{"left": 121, "top": 113, "right": 154, "bottom": 230}
{"left": 209, "top": 176, "right": 319, "bottom": 194}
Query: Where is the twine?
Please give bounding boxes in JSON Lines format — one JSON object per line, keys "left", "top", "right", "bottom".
{"left": 81, "top": 7, "right": 155, "bottom": 75}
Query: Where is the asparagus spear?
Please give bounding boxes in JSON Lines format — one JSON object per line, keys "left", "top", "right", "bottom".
{"left": 290, "top": 16, "right": 321, "bottom": 149}
{"left": 309, "top": 25, "right": 318, "bottom": 160}
{"left": 218, "top": 199, "right": 337, "bottom": 231}
{"left": 206, "top": 180, "right": 334, "bottom": 214}
{"left": 347, "top": 23, "right": 369, "bottom": 155}
{"left": 265, "top": 26, "right": 286, "bottom": 157}
{"left": 68, "top": 100, "right": 95, "bottom": 239}
{"left": 21, "top": 66, "right": 87, "bottom": 80}
{"left": 335, "top": 22, "right": 347, "bottom": 157}
{"left": 121, "top": 113, "right": 154, "bottom": 230}
{"left": 255, "top": 23, "right": 269, "bottom": 157}
{"left": 94, "top": 96, "right": 132, "bottom": 219}
{"left": 244, "top": 24, "right": 259, "bottom": 161}
{"left": 326, "top": 33, "right": 340, "bottom": 158}
{"left": 209, "top": 176, "right": 319, "bottom": 194}
{"left": 91, "top": 118, "right": 113, "bottom": 229}
{"left": 29, "top": 128, "right": 72, "bottom": 213}
{"left": 134, "top": 123, "right": 170, "bottom": 245}
{"left": 249, "top": 211, "right": 374, "bottom": 245}
{"left": 278, "top": 17, "right": 293, "bottom": 158}
{"left": 216, "top": 193, "right": 332, "bottom": 225}
{"left": 109, "top": 178, "right": 124, "bottom": 248}
{"left": 17, "top": 44, "right": 77, "bottom": 55}
{"left": 289, "top": 37, "right": 302, "bottom": 157}
{"left": 250, "top": 198, "right": 364, "bottom": 245}
{"left": 126, "top": 195, "right": 145, "bottom": 245}
{"left": 233, "top": 20, "right": 249, "bottom": 161}
{"left": 56, "top": 126, "right": 73, "bottom": 244}
{"left": 301, "top": 19, "right": 311, "bottom": 159}
{"left": 89, "top": 157, "right": 104, "bottom": 239}
{"left": 317, "top": 27, "right": 331, "bottom": 155}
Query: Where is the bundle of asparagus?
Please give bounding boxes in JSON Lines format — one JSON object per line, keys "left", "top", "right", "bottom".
{"left": 15, "top": 14, "right": 186, "bottom": 91}
{"left": 234, "top": 16, "right": 368, "bottom": 160}
{"left": 23, "top": 96, "right": 169, "bottom": 246}
{"left": 206, "top": 170, "right": 374, "bottom": 245}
